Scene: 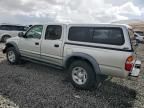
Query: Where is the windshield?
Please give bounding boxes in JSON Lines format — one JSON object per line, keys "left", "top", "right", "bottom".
{"left": 135, "top": 31, "right": 144, "bottom": 36}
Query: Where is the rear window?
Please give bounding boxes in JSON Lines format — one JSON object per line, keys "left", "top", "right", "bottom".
{"left": 0, "top": 25, "right": 26, "bottom": 31}
{"left": 68, "top": 27, "right": 124, "bottom": 45}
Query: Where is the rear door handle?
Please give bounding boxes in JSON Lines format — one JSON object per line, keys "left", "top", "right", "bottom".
{"left": 54, "top": 44, "right": 59, "bottom": 47}
{"left": 35, "top": 42, "right": 39, "bottom": 45}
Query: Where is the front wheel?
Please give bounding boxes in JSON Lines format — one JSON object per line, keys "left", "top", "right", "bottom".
{"left": 6, "top": 47, "right": 20, "bottom": 64}
{"left": 69, "top": 60, "right": 97, "bottom": 90}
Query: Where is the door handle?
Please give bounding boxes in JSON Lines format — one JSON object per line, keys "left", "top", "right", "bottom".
{"left": 123, "top": 47, "right": 129, "bottom": 50}
{"left": 54, "top": 44, "right": 59, "bottom": 47}
{"left": 35, "top": 42, "right": 39, "bottom": 45}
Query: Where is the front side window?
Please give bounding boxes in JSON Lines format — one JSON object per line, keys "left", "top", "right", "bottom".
{"left": 45, "top": 25, "right": 62, "bottom": 40}
{"left": 25, "top": 25, "right": 43, "bottom": 39}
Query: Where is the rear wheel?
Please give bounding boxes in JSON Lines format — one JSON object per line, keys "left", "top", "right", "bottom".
{"left": 68, "top": 60, "right": 97, "bottom": 90}
{"left": 6, "top": 47, "right": 20, "bottom": 64}
{"left": 1, "top": 35, "right": 11, "bottom": 42}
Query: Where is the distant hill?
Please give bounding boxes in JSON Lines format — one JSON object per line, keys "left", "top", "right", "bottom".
{"left": 112, "top": 19, "right": 144, "bottom": 24}
{"left": 112, "top": 19, "right": 144, "bottom": 32}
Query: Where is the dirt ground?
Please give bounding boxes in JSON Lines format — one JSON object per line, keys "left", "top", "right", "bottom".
{"left": 0, "top": 43, "right": 144, "bottom": 108}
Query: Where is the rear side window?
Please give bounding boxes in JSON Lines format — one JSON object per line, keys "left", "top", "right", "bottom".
{"left": 68, "top": 27, "right": 93, "bottom": 42}
{"left": 68, "top": 27, "right": 124, "bottom": 45}
{"left": 45, "top": 25, "right": 62, "bottom": 40}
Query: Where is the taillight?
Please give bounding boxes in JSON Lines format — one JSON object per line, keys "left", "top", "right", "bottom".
{"left": 125, "top": 56, "right": 134, "bottom": 71}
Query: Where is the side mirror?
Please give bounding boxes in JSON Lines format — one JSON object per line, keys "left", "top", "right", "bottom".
{"left": 18, "top": 32, "right": 25, "bottom": 38}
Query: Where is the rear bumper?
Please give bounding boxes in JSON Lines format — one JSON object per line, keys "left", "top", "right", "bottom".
{"left": 128, "top": 60, "right": 141, "bottom": 80}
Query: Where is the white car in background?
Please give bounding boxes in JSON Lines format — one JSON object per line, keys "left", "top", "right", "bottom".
{"left": 0, "top": 24, "right": 27, "bottom": 42}
{"left": 134, "top": 32, "right": 144, "bottom": 43}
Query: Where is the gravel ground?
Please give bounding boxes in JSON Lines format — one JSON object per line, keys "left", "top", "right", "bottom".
{"left": 0, "top": 43, "right": 144, "bottom": 108}
{"left": 0, "top": 95, "right": 18, "bottom": 108}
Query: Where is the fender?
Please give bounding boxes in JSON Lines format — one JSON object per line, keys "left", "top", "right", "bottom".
{"left": 0, "top": 33, "right": 11, "bottom": 41}
{"left": 3, "top": 42, "right": 20, "bottom": 55}
{"left": 64, "top": 52, "right": 101, "bottom": 74}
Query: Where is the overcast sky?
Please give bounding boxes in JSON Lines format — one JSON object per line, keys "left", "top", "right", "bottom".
{"left": 0, "top": 0, "right": 144, "bottom": 24}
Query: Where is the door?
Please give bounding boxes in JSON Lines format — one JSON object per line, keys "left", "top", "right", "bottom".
{"left": 18, "top": 25, "right": 43, "bottom": 60}
{"left": 41, "top": 25, "right": 63, "bottom": 66}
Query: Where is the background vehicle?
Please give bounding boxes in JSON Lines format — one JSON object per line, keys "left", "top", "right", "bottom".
{"left": 0, "top": 24, "right": 28, "bottom": 42}
{"left": 134, "top": 32, "right": 144, "bottom": 43}
{"left": 3, "top": 24, "right": 141, "bottom": 90}
{"left": 135, "top": 31, "right": 144, "bottom": 36}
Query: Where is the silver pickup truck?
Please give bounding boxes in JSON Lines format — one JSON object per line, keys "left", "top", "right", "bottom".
{"left": 3, "top": 24, "right": 141, "bottom": 89}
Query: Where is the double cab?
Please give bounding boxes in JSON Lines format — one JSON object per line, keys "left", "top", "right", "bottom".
{"left": 3, "top": 24, "right": 141, "bottom": 89}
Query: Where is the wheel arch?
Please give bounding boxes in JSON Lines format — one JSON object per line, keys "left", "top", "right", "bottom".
{"left": 64, "top": 52, "right": 101, "bottom": 74}
{"left": 0, "top": 33, "right": 10, "bottom": 41}
{"left": 1, "top": 34, "right": 11, "bottom": 38}
{"left": 3, "top": 42, "right": 20, "bottom": 55}
{"left": 0, "top": 34, "right": 12, "bottom": 42}
{"left": 2, "top": 34, "right": 11, "bottom": 37}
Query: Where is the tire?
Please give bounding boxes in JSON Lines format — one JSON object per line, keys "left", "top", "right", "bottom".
{"left": 1, "top": 35, "right": 11, "bottom": 43}
{"left": 6, "top": 47, "right": 20, "bottom": 64}
{"left": 68, "top": 60, "right": 97, "bottom": 90}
